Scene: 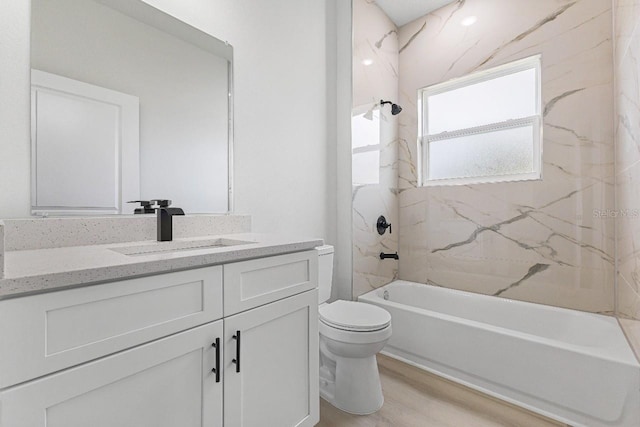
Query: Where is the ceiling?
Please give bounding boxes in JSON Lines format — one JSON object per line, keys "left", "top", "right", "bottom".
{"left": 374, "top": 0, "right": 457, "bottom": 27}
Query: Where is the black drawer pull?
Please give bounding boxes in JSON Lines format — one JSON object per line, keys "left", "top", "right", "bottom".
{"left": 211, "top": 338, "right": 220, "bottom": 383}
{"left": 232, "top": 331, "right": 241, "bottom": 373}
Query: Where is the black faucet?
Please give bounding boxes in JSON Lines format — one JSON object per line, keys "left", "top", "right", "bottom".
{"left": 151, "top": 199, "right": 184, "bottom": 242}
{"left": 127, "top": 200, "right": 156, "bottom": 214}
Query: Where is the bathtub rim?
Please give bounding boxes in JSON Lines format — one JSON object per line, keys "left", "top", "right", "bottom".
{"left": 359, "top": 280, "right": 640, "bottom": 368}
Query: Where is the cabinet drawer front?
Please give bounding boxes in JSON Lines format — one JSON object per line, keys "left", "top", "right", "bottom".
{"left": 0, "top": 266, "right": 223, "bottom": 389}
{"left": 223, "top": 251, "right": 318, "bottom": 315}
{"left": 0, "top": 321, "right": 223, "bottom": 427}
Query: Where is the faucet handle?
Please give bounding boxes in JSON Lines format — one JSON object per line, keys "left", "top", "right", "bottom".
{"left": 127, "top": 200, "right": 155, "bottom": 214}
{"left": 128, "top": 200, "right": 151, "bottom": 207}
{"left": 150, "top": 199, "right": 172, "bottom": 208}
{"left": 376, "top": 215, "right": 392, "bottom": 235}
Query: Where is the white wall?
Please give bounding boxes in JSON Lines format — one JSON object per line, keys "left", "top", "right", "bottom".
{"left": 0, "top": 1, "right": 31, "bottom": 219}
{"left": 325, "top": 0, "right": 353, "bottom": 300}
{"left": 0, "top": 0, "right": 331, "bottom": 241}
{"left": 139, "top": 0, "right": 329, "bottom": 239}
{"left": 31, "top": 0, "right": 230, "bottom": 214}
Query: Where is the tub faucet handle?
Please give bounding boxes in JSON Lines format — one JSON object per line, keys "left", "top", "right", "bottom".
{"left": 377, "top": 215, "right": 392, "bottom": 235}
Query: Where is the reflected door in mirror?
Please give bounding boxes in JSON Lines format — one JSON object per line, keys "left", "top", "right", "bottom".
{"left": 31, "top": 70, "right": 140, "bottom": 215}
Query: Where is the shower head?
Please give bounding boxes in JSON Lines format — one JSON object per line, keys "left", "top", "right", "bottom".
{"left": 380, "top": 99, "right": 402, "bottom": 115}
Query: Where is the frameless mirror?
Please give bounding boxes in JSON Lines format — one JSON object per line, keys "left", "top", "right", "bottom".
{"left": 30, "top": 0, "right": 233, "bottom": 215}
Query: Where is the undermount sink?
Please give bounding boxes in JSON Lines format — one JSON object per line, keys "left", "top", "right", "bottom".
{"left": 109, "top": 238, "right": 254, "bottom": 256}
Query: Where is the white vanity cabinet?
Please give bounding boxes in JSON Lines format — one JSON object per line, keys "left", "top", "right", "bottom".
{"left": 0, "top": 266, "right": 224, "bottom": 389}
{"left": 221, "top": 251, "right": 319, "bottom": 427}
{"left": 0, "top": 321, "right": 224, "bottom": 427}
{"left": 0, "top": 249, "right": 319, "bottom": 427}
{"left": 224, "top": 290, "right": 319, "bottom": 427}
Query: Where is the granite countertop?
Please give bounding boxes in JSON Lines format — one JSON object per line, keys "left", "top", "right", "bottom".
{"left": 0, "top": 233, "right": 323, "bottom": 300}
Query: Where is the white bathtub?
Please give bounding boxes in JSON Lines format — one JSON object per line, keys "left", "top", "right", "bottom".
{"left": 359, "top": 280, "right": 640, "bottom": 427}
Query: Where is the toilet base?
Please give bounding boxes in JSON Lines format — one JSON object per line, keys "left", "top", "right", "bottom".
{"left": 319, "top": 351, "right": 384, "bottom": 415}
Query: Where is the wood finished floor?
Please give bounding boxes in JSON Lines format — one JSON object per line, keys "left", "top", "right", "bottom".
{"left": 317, "top": 354, "right": 566, "bottom": 427}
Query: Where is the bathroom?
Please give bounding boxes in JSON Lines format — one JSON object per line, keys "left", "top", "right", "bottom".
{"left": 0, "top": 0, "right": 639, "bottom": 426}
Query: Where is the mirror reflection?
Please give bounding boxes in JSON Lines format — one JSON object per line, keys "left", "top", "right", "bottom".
{"left": 30, "top": 0, "right": 232, "bottom": 215}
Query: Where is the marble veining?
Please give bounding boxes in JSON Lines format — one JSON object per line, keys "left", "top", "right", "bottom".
{"left": 473, "top": 1, "right": 578, "bottom": 71}
{"left": 397, "top": 0, "right": 615, "bottom": 313}
{"left": 543, "top": 88, "right": 586, "bottom": 117}
{"left": 375, "top": 29, "right": 397, "bottom": 49}
{"left": 493, "top": 263, "right": 550, "bottom": 297}
{"left": 352, "top": 0, "right": 400, "bottom": 298}
{"left": 429, "top": 193, "right": 615, "bottom": 268}
{"left": 398, "top": 21, "right": 425, "bottom": 53}
{"left": 615, "top": 0, "right": 640, "bottom": 320}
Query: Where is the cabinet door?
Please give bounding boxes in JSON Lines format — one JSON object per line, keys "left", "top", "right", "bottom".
{"left": 224, "top": 290, "right": 319, "bottom": 427}
{"left": 0, "top": 321, "right": 223, "bottom": 427}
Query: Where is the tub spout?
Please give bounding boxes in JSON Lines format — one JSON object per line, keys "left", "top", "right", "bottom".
{"left": 380, "top": 252, "right": 399, "bottom": 260}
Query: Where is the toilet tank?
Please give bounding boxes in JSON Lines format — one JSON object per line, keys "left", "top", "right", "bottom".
{"left": 316, "top": 245, "right": 334, "bottom": 303}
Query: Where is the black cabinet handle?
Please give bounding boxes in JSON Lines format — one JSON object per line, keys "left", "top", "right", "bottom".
{"left": 211, "top": 338, "right": 220, "bottom": 383}
{"left": 232, "top": 331, "right": 241, "bottom": 373}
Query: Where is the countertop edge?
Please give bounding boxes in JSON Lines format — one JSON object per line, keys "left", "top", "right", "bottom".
{"left": 0, "top": 237, "right": 324, "bottom": 300}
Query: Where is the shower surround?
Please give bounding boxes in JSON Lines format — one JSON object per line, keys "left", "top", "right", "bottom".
{"left": 397, "top": 0, "right": 615, "bottom": 313}
{"left": 616, "top": 0, "right": 640, "bottom": 321}
{"left": 351, "top": 0, "right": 399, "bottom": 298}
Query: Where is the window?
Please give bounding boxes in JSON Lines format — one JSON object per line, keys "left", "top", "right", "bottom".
{"left": 419, "top": 55, "right": 542, "bottom": 186}
{"left": 351, "top": 105, "right": 381, "bottom": 185}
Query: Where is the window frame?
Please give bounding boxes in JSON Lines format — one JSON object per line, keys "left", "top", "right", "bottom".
{"left": 418, "top": 55, "right": 543, "bottom": 187}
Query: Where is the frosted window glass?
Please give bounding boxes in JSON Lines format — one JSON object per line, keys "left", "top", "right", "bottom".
{"left": 351, "top": 109, "right": 380, "bottom": 149}
{"left": 428, "top": 125, "right": 535, "bottom": 181}
{"left": 427, "top": 69, "right": 536, "bottom": 134}
{"left": 353, "top": 151, "right": 380, "bottom": 185}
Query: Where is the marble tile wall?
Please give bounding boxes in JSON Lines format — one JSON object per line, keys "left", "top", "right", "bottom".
{"left": 616, "top": 0, "right": 640, "bottom": 320}
{"left": 352, "top": 0, "right": 399, "bottom": 298}
{"left": 397, "top": 0, "right": 615, "bottom": 313}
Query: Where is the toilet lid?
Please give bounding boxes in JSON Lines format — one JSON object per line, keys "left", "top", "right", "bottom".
{"left": 319, "top": 301, "right": 391, "bottom": 332}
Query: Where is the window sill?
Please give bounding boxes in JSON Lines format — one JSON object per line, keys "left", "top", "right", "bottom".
{"left": 422, "top": 172, "right": 541, "bottom": 187}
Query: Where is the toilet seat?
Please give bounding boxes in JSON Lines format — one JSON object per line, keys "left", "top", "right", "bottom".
{"left": 319, "top": 300, "right": 391, "bottom": 332}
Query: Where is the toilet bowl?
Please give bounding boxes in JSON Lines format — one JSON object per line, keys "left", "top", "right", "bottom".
{"left": 318, "top": 300, "right": 392, "bottom": 414}
{"left": 316, "top": 245, "right": 392, "bottom": 415}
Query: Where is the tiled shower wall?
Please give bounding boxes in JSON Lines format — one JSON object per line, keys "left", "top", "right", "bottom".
{"left": 351, "top": 0, "right": 399, "bottom": 298}
{"left": 396, "top": 0, "right": 615, "bottom": 313}
{"left": 616, "top": 0, "right": 640, "bottom": 320}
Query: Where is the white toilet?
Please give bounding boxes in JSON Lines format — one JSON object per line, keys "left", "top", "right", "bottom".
{"left": 316, "top": 245, "right": 392, "bottom": 415}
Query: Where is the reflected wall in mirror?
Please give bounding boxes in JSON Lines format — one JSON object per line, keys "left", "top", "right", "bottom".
{"left": 30, "top": 0, "right": 233, "bottom": 215}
